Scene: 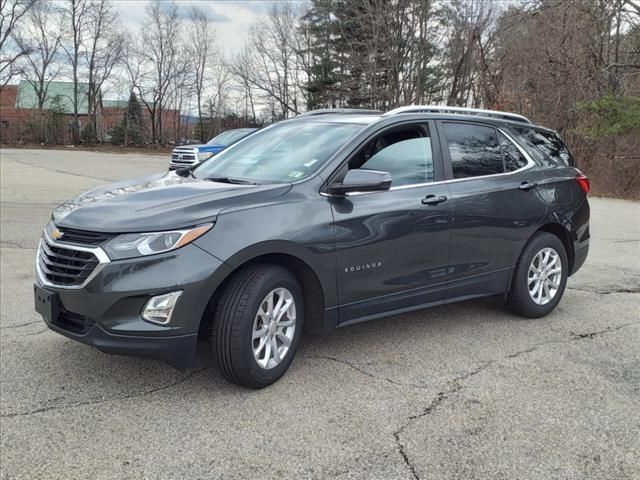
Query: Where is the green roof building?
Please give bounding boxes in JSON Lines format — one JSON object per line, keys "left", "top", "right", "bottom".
{"left": 102, "top": 99, "right": 129, "bottom": 109}
{"left": 15, "top": 80, "right": 91, "bottom": 114}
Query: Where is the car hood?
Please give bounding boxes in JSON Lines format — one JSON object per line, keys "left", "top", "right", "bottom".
{"left": 53, "top": 172, "right": 291, "bottom": 233}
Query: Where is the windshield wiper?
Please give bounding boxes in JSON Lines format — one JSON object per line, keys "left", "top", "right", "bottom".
{"left": 204, "top": 176, "right": 259, "bottom": 185}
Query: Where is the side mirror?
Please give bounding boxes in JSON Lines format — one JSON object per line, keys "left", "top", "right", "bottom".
{"left": 328, "top": 169, "right": 392, "bottom": 195}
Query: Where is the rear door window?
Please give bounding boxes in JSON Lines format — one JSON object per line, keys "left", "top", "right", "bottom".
{"left": 442, "top": 123, "right": 503, "bottom": 178}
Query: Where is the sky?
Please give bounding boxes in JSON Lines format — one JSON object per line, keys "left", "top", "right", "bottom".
{"left": 111, "top": 1, "right": 291, "bottom": 55}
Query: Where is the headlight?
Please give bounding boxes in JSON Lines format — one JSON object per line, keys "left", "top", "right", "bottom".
{"left": 197, "top": 151, "right": 215, "bottom": 161}
{"left": 103, "top": 224, "right": 213, "bottom": 260}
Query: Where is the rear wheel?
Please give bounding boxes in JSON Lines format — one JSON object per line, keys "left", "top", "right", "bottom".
{"left": 212, "top": 264, "right": 303, "bottom": 388}
{"left": 508, "top": 232, "right": 568, "bottom": 318}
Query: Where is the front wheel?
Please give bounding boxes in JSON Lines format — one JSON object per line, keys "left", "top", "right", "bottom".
{"left": 212, "top": 264, "right": 303, "bottom": 388}
{"left": 508, "top": 232, "right": 568, "bottom": 318}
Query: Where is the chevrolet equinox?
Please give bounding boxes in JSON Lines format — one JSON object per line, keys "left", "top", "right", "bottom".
{"left": 34, "top": 106, "right": 590, "bottom": 388}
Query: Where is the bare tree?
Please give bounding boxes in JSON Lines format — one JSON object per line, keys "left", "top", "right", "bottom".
{"left": 187, "top": 6, "right": 216, "bottom": 143}
{"left": 232, "top": 47, "right": 258, "bottom": 125}
{"left": 234, "top": 3, "right": 304, "bottom": 119}
{"left": 134, "top": 1, "right": 189, "bottom": 144}
{"left": 207, "top": 61, "right": 232, "bottom": 136}
{"left": 83, "top": 0, "right": 123, "bottom": 142}
{"left": 61, "top": 0, "right": 89, "bottom": 144}
{"left": 12, "top": 0, "right": 65, "bottom": 141}
{"left": 439, "top": 0, "right": 497, "bottom": 107}
{"left": 0, "top": 0, "right": 36, "bottom": 87}
{"left": 167, "top": 62, "right": 193, "bottom": 143}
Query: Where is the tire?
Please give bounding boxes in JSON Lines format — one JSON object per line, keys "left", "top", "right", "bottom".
{"left": 508, "top": 232, "right": 568, "bottom": 318}
{"left": 212, "top": 264, "right": 304, "bottom": 389}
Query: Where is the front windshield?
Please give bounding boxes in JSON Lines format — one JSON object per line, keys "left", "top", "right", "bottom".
{"left": 195, "top": 121, "right": 364, "bottom": 183}
{"left": 207, "top": 129, "right": 252, "bottom": 146}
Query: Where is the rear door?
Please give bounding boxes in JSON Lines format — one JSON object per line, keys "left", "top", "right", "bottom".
{"left": 436, "top": 121, "right": 548, "bottom": 300}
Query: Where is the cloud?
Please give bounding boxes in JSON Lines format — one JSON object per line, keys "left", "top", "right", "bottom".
{"left": 113, "top": 0, "right": 269, "bottom": 55}
{"left": 208, "top": 1, "right": 298, "bottom": 16}
{"left": 171, "top": 2, "right": 231, "bottom": 23}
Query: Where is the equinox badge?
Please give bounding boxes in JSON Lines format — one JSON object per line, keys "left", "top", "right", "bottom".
{"left": 344, "top": 262, "right": 383, "bottom": 273}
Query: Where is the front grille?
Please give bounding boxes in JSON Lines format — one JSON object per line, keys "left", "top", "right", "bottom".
{"left": 39, "top": 239, "right": 99, "bottom": 286}
{"left": 54, "top": 309, "right": 95, "bottom": 334}
{"left": 57, "top": 227, "right": 114, "bottom": 246}
{"left": 171, "top": 147, "right": 197, "bottom": 166}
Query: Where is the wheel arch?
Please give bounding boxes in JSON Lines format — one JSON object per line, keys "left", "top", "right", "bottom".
{"left": 536, "top": 223, "right": 575, "bottom": 274}
{"left": 507, "top": 221, "right": 576, "bottom": 296}
{"left": 198, "top": 245, "right": 332, "bottom": 341}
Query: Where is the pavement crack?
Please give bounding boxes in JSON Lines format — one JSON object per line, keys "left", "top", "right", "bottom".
{"left": 505, "top": 322, "right": 637, "bottom": 359}
{"left": 23, "top": 328, "right": 49, "bottom": 336}
{"left": 392, "top": 391, "right": 449, "bottom": 480}
{"left": 391, "top": 360, "right": 493, "bottom": 480}
{"left": 1, "top": 366, "right": 212, "bottom": 418}
{"left": 568, "top": 286, "right": 640, "bottom": 295}
{"left": 0, "top": 241, "right": 34, "bottom": 250}
{"left": 569, "top": 322, "right": 637, "bottom": 340}
{"left": 388, "top": 320, "right": 636, "bottom": 479}
{"left": 0, "top": 320, "right": 43, "bottom": 330}
{"left": 307, "top": 354, "right": 428, "bottom": 389}
{"left": 393, "top": 427, "right": 421, "bottom": 480}
{"left": 504, "top": 339, "right": 564, "bottom": 358}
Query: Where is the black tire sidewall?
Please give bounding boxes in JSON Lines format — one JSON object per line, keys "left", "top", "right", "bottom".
{"left": 511, "top": 233, "right": 568, "bottom": 317}
{"left": 234, "top": 268, "right": 304, "bottom": 388}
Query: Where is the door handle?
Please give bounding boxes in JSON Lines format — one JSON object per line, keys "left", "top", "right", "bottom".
{"left": 422, "top": 194, "right": 448, "bottom": 206}
{"left": 519, "top": 181, "right": 538, "bottom": 191}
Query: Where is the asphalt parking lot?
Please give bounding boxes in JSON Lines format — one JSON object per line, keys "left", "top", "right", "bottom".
{"left": 1, "top": 147, "right": 639, "bottom": 480}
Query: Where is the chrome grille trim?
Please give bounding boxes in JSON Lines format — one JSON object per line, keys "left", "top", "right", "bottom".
{"left": 36, "top": 229, "right": 110, "bottom": 290}
{"left": 170, "top": 147, "right": 199, "bottom": 167}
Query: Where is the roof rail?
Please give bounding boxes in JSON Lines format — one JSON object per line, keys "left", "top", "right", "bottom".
{"left": 299, "top": 108, "right": 383, "bottom": 117}
{"left": 383, "top": 105, "right": 532, "bottom": 124}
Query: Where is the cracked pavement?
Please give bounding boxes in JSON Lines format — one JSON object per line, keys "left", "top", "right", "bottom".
{"left": 1, "top": 148, "right": 639, "bottom": 479}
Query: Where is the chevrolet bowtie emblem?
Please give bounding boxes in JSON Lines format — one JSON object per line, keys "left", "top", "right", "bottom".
{"left": 51, "top": 229, "right": 64, "bottom": 240}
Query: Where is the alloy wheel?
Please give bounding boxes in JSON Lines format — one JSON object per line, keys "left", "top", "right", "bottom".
{"left": 528, "top": 247, "right": 562, "bottom": 306}
{"left": 252, "top": 287, "right": 296, "bottom": 369}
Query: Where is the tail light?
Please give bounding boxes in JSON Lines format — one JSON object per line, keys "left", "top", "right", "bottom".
{"left": 576, "top": 172, "right": 590, "bottom": 194}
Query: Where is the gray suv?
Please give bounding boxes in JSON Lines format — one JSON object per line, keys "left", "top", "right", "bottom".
{"left": 34, "top": 106, "right": 590, "bottom": 388}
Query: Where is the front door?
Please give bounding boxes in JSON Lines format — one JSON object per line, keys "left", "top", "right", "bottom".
{"left": 329, "top": 122, "right": 452, "bottom": 325}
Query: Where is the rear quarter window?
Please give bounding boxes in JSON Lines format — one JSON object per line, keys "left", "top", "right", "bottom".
{"left": 511, "top": 127, "right": 575, "bottom": 167}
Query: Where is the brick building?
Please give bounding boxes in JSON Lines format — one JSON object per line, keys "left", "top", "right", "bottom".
{"left": 0, "top": 84, "right": 31, "bottom": 142}
{"left": 0, "top": 81, "right": 182, "bottom": 144}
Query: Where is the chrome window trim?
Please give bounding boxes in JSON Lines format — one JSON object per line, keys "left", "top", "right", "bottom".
{"left": 320, "top": 127, "right": 536, "bottom": 197}
{"left": 36, "top": 229, "right": 111, "bottom": 290}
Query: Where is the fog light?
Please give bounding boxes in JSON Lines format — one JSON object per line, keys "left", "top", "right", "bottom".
{"left": 142, "top": 291, "right": 182, "bottom": 325}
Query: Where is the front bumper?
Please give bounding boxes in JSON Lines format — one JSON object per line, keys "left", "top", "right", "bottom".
{"left": 168, "top": 161, "right": 200, "bottom": 171}
{"left": 35, "top": 243, "right": 232, "bottom": 368}
{"left": 42, "top": 308, "right": 199, "bottom": 369}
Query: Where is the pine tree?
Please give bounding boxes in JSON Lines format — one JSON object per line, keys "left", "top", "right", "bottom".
{"left": 110, "top": 92, "right": 145, "bottom": 145}
{"left": 300, "top": 0, "right": 444, "bottom": 110}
